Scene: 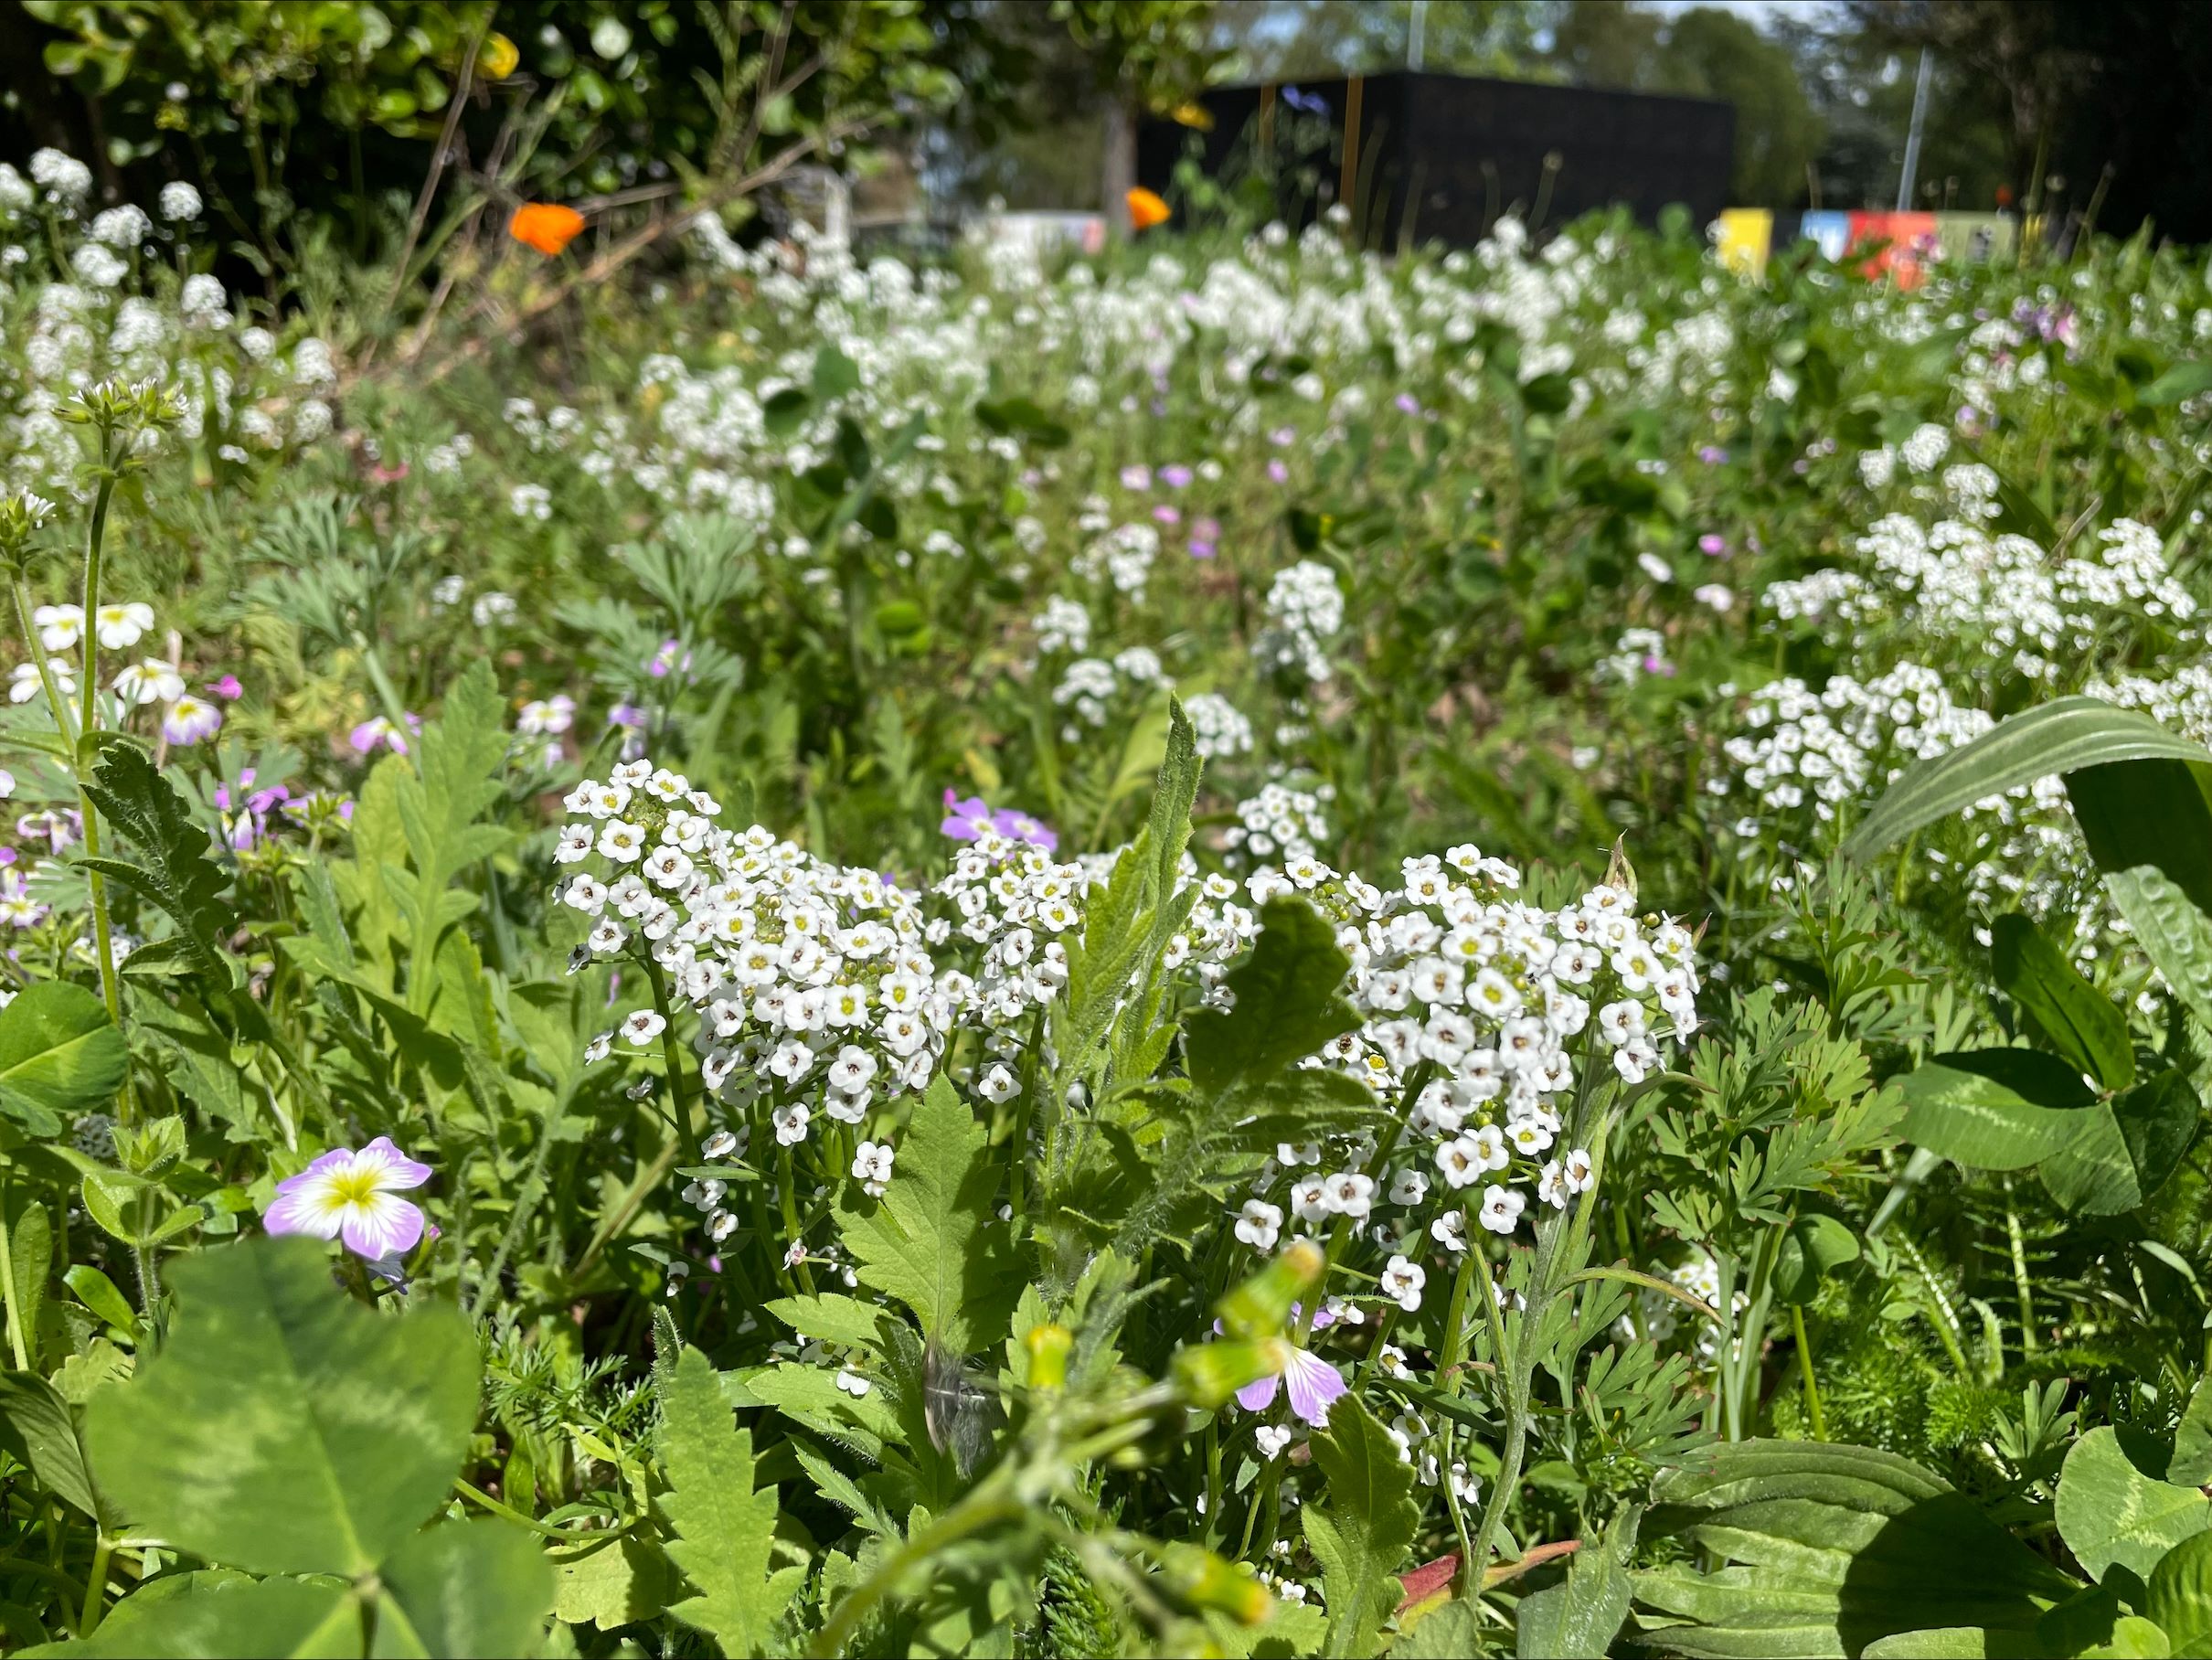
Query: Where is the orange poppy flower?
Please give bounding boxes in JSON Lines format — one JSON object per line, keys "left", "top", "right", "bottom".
{"left": 509, "top": 202, "right": 585, "bottom": 256}
{"left": 1125, "top": 187, "right": 1172, "bottom": 232}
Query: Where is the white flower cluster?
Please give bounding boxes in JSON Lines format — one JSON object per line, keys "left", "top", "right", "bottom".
{"left": 1220, "top": 782, "right": 1334, "bottom": 866}
{"left": 1718, "top": 665, "right": 1994, "bottom": 824}
{"left": 1215, "top": 847, "right": 1699, "bottom": 1261}
{"left": 1254, "top": 559, "right": 1345, "bottom": 684}
{"left": 1183, "top": 691, "right": 1255, "bottom": 760}
{"left": 555, "top": 764, "right": 957, "bottom": 1165}
{"left": 1764, "top": 512, "right": 2198, "bottom": 684}
{"left": 1051, "top": 646, "right": 1167, "bottom": 737}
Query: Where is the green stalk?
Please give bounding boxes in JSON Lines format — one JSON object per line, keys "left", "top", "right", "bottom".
{"left": 69, "top": 458, "right": 127, "bottom": 1079}
{"left": 1791, "top": 1304, "right": 1826, "bottom": 1441}
{"left": 78, "top": 1534, "right": 112, "bottom": 1636}
{"left": 814, "top": 1477, "right": 1027, "bottom": 1657}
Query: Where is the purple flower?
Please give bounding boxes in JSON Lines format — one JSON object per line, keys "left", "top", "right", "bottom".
{"left": 990, "top": 807, "right": 1058, "bottom": 852}
{"left": 1153, "top": 505, "right": 1182, "bottom": 527}
{"left": 207, "top": 675, "right": 243, "bottom": 700}
{"left": 1188, "top": 515, "right": 1221, "bottom": 559}
{"left": 608, "top": 703, "right": 647, "bottom": 729}
{"left": 349, "top": 714, "right": 417, "bottom": 756}
{"left": 1159, "top": 464, "right": 1193, "bottom": 489}
{"left": 1237, "top": 1342, "right": 1348, "bottom": 1427}
{"left": 1394, "top": 392, "right": 1420, "bottom": 417}
{"left": 941, "top": 791, "right": 996, "bottom": 841}
{"left": 1268, "top": 459, "right": 1289, "bottom": 484}
{"left": 1120, "top": 464, "right": 1152, "bottom": 491}
{"left": 648, "top": 640, "right": 690, "bottom": 680}
{"left": 264, "top": 1137, "right": 432, "bottom": 1261}
{"left": 1269, "top": 427, "right": 1296, "bottom": 447}
{"left": 1697, "top": 446, "right": 1728, "bottom": 465}
{"left": 1697, "top": 534, "right": 1726, "bottom": 556}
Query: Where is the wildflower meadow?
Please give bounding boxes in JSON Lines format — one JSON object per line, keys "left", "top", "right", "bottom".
{"left": 1, "top": 15, "right": 2211, "bottom": 1659}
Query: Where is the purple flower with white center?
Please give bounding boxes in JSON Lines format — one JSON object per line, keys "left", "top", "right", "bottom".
{"left": 161, "top": 695, "right": 222, "bottom": 746}
{"left": 990, "top": 807, "right": 1058, "bottom": 851}
{"left": 941, "top": 791, "right": 996, "bottom": 840}
{"left": 648, "top": 640, "right": 690, "bottom": 680}
{"left": 1238, "top": 1337, "right": 1348, "bottom": 1427}
{"left": 264, "top": 1137, "right": 432, "bottom": 1261}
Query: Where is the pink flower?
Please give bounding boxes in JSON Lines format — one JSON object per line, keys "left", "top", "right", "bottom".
{"left": 1237, "top": 1343, "right": 1348, "bottom": 1426}
{"left": 349, "top": 714, "right": 417, "bottom": 755}
{"left": 264, "top": 1137, "right": 432, "bottom": 1261}
{"left": 990, "top": 807, "right": 1058, "bottom": 852}
{"left": 1697, "top": 534, "right": 1726, "bottom": 556}
{"left": 206, "top": 675, "right": 243, "bottom": 700}
{"left": 1159, "top": 464, "right": 1193, "bottom": 489}
{"left": 1268, "top": 459, "right": 1290, "bottom": 484}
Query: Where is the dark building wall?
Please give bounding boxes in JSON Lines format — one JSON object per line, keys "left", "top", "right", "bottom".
{"left": 1140, "top": 73, "right": 1735, "bottom": 247}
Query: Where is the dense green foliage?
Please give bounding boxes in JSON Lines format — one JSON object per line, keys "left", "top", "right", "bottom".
{"left": 1, "top": 117, "right": 2212, "bottom": 1657}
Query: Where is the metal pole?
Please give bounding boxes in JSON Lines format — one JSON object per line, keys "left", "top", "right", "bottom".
{"left": 1409, "top": 0, "right": 1428, "bottom": 70}
{"left": 1897, "top": 48, "right": 1932, "bottom": 211}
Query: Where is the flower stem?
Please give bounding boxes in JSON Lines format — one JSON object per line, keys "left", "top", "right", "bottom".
{"left": 77, "top": 1534, "right": 112, "bottom": 1636}
{"left": 0, "top": 1182, "right": 27, "bottom": 1372}
{"left": 1792, "top": 1304, "right": 1826, "bottom": 1441}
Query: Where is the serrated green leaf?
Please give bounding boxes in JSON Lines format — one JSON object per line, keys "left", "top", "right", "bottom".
{"left": 659, "top": 1346, "right": 803, "bottom": 1652}
{"left": 79, "top": 743, "right": 239, "bottom": 984}
{"left": 1518, "top": 1507, "right": 1638, "bottom": 1658}
{"left": 86, "top": 1237, "right": 478, "bottom": 1577}
{"left": 551, "top": 1533, "right": 669, "bottom": 1633}
{"left": 835, "top": 1074, "right": 1016, "bottom": 1355}
{"left": 1304, "top": 1397, "right": 1418, "bottom": 1657}
{"left": 391, "top": 661, "right": 514, "bottom": 1016}
{"left": 1185, "top": 898, "right": 1358, "bottom": 1097}
{"left": 764, "top": 1292, "right": 888, "bottom": 1351}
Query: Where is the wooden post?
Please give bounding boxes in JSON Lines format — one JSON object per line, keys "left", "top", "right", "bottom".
{"left": 1340, "top": 75, "right": 1364, "bottom": 216}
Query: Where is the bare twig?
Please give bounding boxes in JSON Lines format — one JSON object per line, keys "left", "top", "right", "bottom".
{"left": 381, "top": 15, "right": 492, "bottom": 321}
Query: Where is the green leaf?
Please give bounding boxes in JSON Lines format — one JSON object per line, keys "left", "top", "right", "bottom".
{"left": 2068, "top": 758, "right": 2212, "bottom": 919}
{"left": 1991, "top": 916, "right": 2133, "bottom": 1091}
{"left": 2055, "top": 1427, "right": 2212, "bottom": 1582}
{"left": 79, "top": 742, "right": 239, "bottom": 984}
{"left": 2037, "top": 1070, "right": 2200, "bottom": 1216}
{"left": 0, "top": 1369, "right": 101, "bottom": 1522}
{"left": 764, "top": 1293, "right": 887, "bottom": 1351}
{"left": 2148, "top": 1529, "right": 2212, "bottom": 1656}
{"left": 551, "top": 1533, "right": 669, "bottom": 1632}
{"left": 2173, "top": 1379, "right": 2212, "bottom": 1487}
{"left": 659, "top": 1346, "right": 803, "bottom": 1652}
{"left": 1185, "top": 898, "right": 1359, "bottom": 1097}
{"left": 63, "top": 1265, "right": 138, "bottom": 1335}
{"left": 1517, "top": 1507, "right": 1638, "bottom": 1658}
{"left": 86, "top": 1237, "right": 478, "bottom": 1577}
{"left": 1303, "top": 1397, "right": 1419, "bottom": 1658}
{"left": 8, "top": 1195, "right": 50, "bottom": 1360}
{"left": 1842, "top": 699, "right": 2212, "bottom": 862}
{"left": 2140, "top": 360, "right": 2212, "bottom": 406}
{"left": 0, "top": 982, "right": 127, "bottom": 1134}
{"left": 1395, "top": 1598, "right": 1481, "bottom": 1658}
{"left": 1631, "top": 1440, "right": 2076, "bottom": 1657}
{"left": 22, "top": 1573, "right": 356, "bottom": 1657}
{"left": 371, "top": 1518, "right": 554, "bottom": 1658}
{"left": 1899, "top": 1052, "right": 2095, "bottom": 1171}
{"left": 813, "top": 344, "right": 861, "bottom": 400}
{"left": 1773, "top": 1216, "right": 1860, "bottom": 1307}
{"left": 389, "top": 661, "right": 515, "bottom": 1016}
{"left": 835, "top": 1074, "right": 1016, "bottom": 1355}
{"left": 2106, "top": 867, "right": 2212, "bottom": 1029}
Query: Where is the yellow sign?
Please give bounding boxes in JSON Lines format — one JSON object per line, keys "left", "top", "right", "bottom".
{"left": 1716, "top": 209, "right": 1772, "bottom": 279}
